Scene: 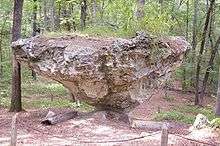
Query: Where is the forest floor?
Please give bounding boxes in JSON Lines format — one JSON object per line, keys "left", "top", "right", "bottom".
{"left": 0, "top": 78, "right": 220, "bottom": 146}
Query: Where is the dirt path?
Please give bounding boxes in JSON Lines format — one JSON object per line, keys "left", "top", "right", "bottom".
{"left": 0, "top": 107, "right": 219, "bottom": 146}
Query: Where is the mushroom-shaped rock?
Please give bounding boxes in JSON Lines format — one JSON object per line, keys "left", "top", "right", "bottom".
{"left": 12, "top": 33, "right": 190, "bottom": 113}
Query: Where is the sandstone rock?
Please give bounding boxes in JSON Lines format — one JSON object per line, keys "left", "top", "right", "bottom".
{"left": 191, "top": 114, "right": 210, "bottom": 130}
{"left": 12, "top": 33, "right": 190, "bottom": 113}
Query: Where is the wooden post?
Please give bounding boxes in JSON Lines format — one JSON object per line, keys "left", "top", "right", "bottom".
{"left": 161, "top": 123, "right": 168, "bottom": 146}
{"left": 11, "top": 113, "right": 18, "bottom": 146}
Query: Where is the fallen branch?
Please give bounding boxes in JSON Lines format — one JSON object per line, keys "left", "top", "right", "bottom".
{"left": 41, "top": 111, "right": 78, "bottom": 125}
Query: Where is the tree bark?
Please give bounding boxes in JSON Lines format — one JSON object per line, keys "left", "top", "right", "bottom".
{"left": 216, "top": 64, "right": 220, "bottom": 116}
{"left": 192, "top": 0, "right": 199, "bottom": 51}
{"left": 91, "top": 0, "right": 98, "bottom": 24}
{"left": 195, "top": 0, "right": 215, "bottom": 106}
{"left": 50, "top": 0, "right": 56, "bottom": 31}
{"left": 80, "top": 0, "right": 87, "bottom": 30}
{"left": 182, "top": 0, "right": 189, "bottom": 90}
{"left": 31, "top": 0, "right": 37, "bottom": 80}
{"left": 200, "top": 36, "right": 220, "bottom": 99}
{"left": 56, "top": 1, "right": 61, "bottom": 30}
{"left": 0, "top": 15, "right": 8, "bottom": 79}
{"left": 43, "top": 0, "right": 49, "bottom": 31}
{"left": 10, "top": 0, "right": 24, "bottom": 112}
{"left": 0, "top": 12, "right": 10, "bottom": 79}
{"left": 0, "top": 33, "right": 3, "bottom": 79}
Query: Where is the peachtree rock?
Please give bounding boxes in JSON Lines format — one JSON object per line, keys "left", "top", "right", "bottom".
{"left": 12, "top": 33, "right": 190, "bottom": 113}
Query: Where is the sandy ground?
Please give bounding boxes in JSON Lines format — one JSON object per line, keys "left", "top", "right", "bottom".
{"left": 0, "top": 90, "right": 219, "bottom": 146}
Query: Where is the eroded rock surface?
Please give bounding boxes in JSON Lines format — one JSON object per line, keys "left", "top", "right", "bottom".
{"left": 12, "top": 33, "right": 190, "bottom": 113}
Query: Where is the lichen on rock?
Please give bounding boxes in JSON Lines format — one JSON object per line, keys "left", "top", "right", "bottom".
{"left": 12, "top": 33, "right": 190, "bottom": 113}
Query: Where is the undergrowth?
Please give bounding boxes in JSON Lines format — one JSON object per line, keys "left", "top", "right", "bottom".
{"left": 155, "top": 105, "right": 215, "bottom": 124}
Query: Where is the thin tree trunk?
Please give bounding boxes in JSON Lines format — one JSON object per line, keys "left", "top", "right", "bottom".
{"left": 192, "top": 0, "right": 199, "bottom": 51}
{"left": 43, "top": 0, "right": 49, "bottom": 31}
{"left": 10, "top": 0, "right": 24, "bottom": 112}
{"left": 0, "top": 16, "right": 7, "bottom": 79}
{"left": 62, "top": 4, "right": 71, "bottom": 31}
{"left": 199, "top": 5, "right": 219, "bottom": 99}
{"left": 32, "top": 0, "right": 37, "bottom": 36}
{"left": 50, "top": 0, "right": 56, "bottom": 31}
{"left": 0, "top": 12, "right": 9, "bottom": 79}
{"left": 0, "top": 34, "right": 2, "bottom": 79}
{"left": 195, "top": 0, "right": 215, "bottom": 106}
{"left": 206, "top": 0, "right": 209, "bottom": 11}
{"left": 91, "top": 0, "right": 98, "bottom": 24}
{"left": 31, "top": 0, "right": 37, "bottom": 80}
{"left": 182, "top": 0, "right": 189, "bottom": 90}
{"left": 56, "top": 1, "right": 61, "bottom": 30}
{"left": 136, "top": 0, "right": 145, "bottom": 20}
{"left": 190, "top": 0, "right": 199, "bottom": 87}
{"left": 80, "top": 0, "right": 87, "bottom": 30}
{"left": 207, "top": 1, "right": 216, "bottom": 85}
{"left": 200, "top": 36, "right": 220, "bottom": 98}
{"left": 159, "top": 0, "right": 164, "bottom": 14}
{"left": 38, "top": 2, "right": 42, "bottom": 19}
{"left": 216, "top": 60, "right": 220, "bottom": 116}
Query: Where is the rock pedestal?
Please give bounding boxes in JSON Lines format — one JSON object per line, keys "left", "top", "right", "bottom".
{"left": 12, "top": 33, "right": 190, "bottom": 113}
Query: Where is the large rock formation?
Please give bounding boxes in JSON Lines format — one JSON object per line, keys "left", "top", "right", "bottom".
{"left": 12, "top": 33, "right": 190, "bottom": 113}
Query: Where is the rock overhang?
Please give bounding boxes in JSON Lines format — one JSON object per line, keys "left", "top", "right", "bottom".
{"left": 11, "top": 33, "right": 191, "bottom": 113}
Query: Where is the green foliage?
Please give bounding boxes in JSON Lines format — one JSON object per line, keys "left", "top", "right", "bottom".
{"left": 0, "top": 95, "right": 94, "bottom": 111}
{"left": 82, "top": 26, "right": 135, "bottom": 37}
{"left": 155, "top": 110, "right": 194, "bottom": 124}
{"left": 22, "top": 81, "right": 68, "bottom": 97}
{"left": 23, "top": 98, "right": 93, "bottom": 111}
{"left": 155, "top": 105, "right": 215, "bottom": 124}
{"left": 210, "top": 118, "right": 220, "bottom": 128}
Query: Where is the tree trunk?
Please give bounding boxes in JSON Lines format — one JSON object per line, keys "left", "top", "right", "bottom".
{"left": 182, "top": 0, "right": 189, "bottom": 90}
{"left": 216, "top": 64, "right": 220, "bottom": 116}
{"left": 50, "top": 0, "right": 56, "bottom": 31}
{"left": 91, "top": 0, "right": 98, "bottom": 24}
{"left": 0, "top": 19, "right": 7, "bottom": 79}
{"left": 10, "top": 0, "right": 24, "bottom": 112}
{"left": 56, "top": 1, "right": 61, "bottom": 30}
{"left": 195, "top": 0, "right": 215, "bottom": 106}
{"left": 0, "top": 34, "right": 2, "bottom": 79}
{"left": 0, "top": 12, "right": 9, "bottom": 79}
{"left": 80, "top": 0, "right": 87, "bottom": 30}
{"left": 200, "top": 36, "right": 220, "bottom": 99}
{"left": 43, "top": 0, "right": 49, "bottom": 31}
{"left": 136, "top": 0, "right": 145, "bottom": 20}
{"left": 31, "top": 0, "right": 37, "bottom": 80}
{"left": 192, "top": 0, "right": 199, "bottom": 51}
{"left": 190, "top": 0, "right": 199, "bottom": 87}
